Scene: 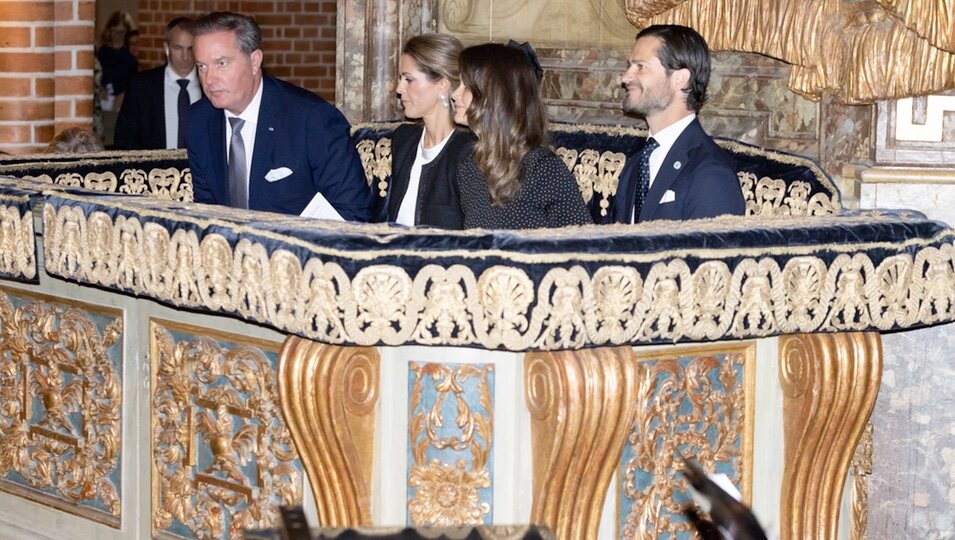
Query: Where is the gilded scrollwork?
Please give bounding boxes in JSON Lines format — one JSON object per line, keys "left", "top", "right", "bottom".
{"left": 625, "top": 0, "right": 955, "bottom": 103}
{"left": 620, "top": 346, "right": 752, "bottom": 539}
{"left": 0, "top": 288, "right": 122, "bottom": 526}
{"left": 151, "top": 321, "right": 302, "bottom": 539}
{"left": 408, "top": 362, "right": 493, "bottom": 526}
{"left": 42, "top": 201, "right": 955, "bottom": 351}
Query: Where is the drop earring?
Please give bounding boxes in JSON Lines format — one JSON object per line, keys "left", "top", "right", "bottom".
{"left": 439, "top": 94, "right": 449, "bottom": 108}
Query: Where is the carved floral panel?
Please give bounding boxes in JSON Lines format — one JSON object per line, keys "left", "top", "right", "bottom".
{"left": 150, "top": 320, "right": 303, "bottom": 540}
{"left": 0, "top": 286, "right": 123, "bottom": 527}
{"left": 618, "top": 344, "right": 755, "bottom": 539}
{"left": 407, "top": 361, "right": 494, "bottom": 526}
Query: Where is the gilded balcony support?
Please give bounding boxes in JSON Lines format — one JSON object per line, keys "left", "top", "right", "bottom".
{"left": 278, "top": 337, "right": 381, "bottom": 526}
{"left": 524, "top": 346, "right": 640, "bottom": 540}
{"left": 779, "top": 332, "right": 882, "bottom": 540}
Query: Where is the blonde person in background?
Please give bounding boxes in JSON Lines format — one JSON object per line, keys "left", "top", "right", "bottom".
{"left": 451, "top": 42, "right": 592, "bottom": 229}
{"left": 376, "top": 34, "right": 475, "bottom": 229}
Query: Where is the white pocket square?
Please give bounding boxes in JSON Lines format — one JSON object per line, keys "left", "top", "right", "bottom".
{"left": 265, "top": 167, "right": 293, "bottom": 182}
{"left": 659, "top": 190, "right": 676, "bottom": 204}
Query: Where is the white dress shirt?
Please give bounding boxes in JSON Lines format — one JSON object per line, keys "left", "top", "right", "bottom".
{"left": 395, "top": 129, "right": 453, "bottom": 226}
{"left": 163, "top": 66, "right": 201, "bottom": 149}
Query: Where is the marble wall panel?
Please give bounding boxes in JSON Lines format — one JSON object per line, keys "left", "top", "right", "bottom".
{"left": 0, "top": 287, "right": 123, "bottom": 528}
{"left": 876, "top": 90, "right": 955, "bottom": 166}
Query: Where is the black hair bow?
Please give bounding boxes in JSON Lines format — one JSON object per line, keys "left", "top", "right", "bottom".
{"left": 507, "top": 39, "right": 544, "bottom": 83}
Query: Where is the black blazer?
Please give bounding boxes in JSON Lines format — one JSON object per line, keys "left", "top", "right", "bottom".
{"left": 378, "top": 123, "right": 475, "bottom": 229}
{"left": 114, "top": 66, "right": 169, "bottom": 150}
{"left": 611, "top": 118, "right": 745, "bottom": 223}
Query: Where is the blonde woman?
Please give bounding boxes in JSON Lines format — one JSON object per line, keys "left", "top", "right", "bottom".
{"left": 379, "top": 34, "right": 475, "bottom": 229}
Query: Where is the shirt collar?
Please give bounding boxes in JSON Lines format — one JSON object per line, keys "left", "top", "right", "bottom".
{"left": 165, "top": 65, "right": 198, "bottom": 85}
{"left": 648, "top": 113, "right": 696, "bottom": 150}
{"left": 225, "top": 77, "right": 264, "bottom": 124}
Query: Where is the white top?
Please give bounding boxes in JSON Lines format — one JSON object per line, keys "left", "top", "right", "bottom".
{"left": 631, "top": 112, "right": 697, "bottom": 223}
{"left": 224, "top": 79, "right": 264, "bottom": 202}
{"left": 162, "top": 65, "right": 201, "bottom": 149}
{"left": 395, "top": 129, "right": 453, "bottom": 226}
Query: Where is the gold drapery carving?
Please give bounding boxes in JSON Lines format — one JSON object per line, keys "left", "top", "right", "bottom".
{"left": 626, "top": 0, "right": 955, "bottom": 103}
{"left": 150, "top": 321, "right": 302, "bottom": 539}
{"left": 524, "top": 347, "right": 639, "bottom": 540}
{"left": 278, "top": 337, "right": 380, "bottom": 526}
{"left": 850, "top": 422, "right": 873, "bottom": 540}
{"left": 0, "top": 287, "right": 122, "bottom": 526}
{"left": 778, "top": 332, "right": 882, "bottom": 540}
{"left": 408, "top": 362, "right": 493, "bottom": 526}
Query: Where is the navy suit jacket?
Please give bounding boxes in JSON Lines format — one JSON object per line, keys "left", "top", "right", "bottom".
{"left": 186, "top": 74, "right": 371, "bottom": 221}
{"left": 611, "top": 118, "right": 745, "bottom": 223}
{"left": 114, "top": 66, "right": 168, "bottom": 150}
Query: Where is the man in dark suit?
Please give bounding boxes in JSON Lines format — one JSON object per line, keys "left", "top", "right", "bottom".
{"left": 186, "top": 11, "right": 370, "bottom": 220}
{"left": 114, "top": 18, "right": 202, "bottom": 150}
{"left": 611, "top": 24, "right": 744, "bottom": 223}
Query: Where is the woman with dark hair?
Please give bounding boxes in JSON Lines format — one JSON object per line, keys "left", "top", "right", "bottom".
{"left": 451, "top": 43, "right": 591, "bottom": 229}
{"left": 379, "top": 34, "right": 474, "bottom": 229}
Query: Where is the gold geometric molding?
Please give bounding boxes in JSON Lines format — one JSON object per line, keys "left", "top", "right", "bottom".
{"left": 778, "top": 331, "right": 882, "bottom": 540}
{"left": 278, "top": 337, "right": 380, "bottom": 526}
{"left": 0, "top": 286, "right": 122, "bottom": 527}
{"left": 150, "top": 320, "right": 302, "bottom": 539}
{"left": 626, "top": 0, "right": 955, "bottom": 103}
{"left": 524, "top": 346, "right": 640, "bottom": 540}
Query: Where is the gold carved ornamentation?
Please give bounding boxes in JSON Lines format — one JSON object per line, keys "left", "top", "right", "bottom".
{"left": 408, "top": 362, "right": 493, "bottom": 526}
{"left": 0, "top": 200, "right": 36, "bottom": 280}
{"left": 625, "top": 0, "right": 955, "bottom": 103}
{"left": 0, "top": 287, "right": 122, "bottom": 526}
{"left": 850, "top": 422, "right": 873, "bottom": 540}
{"left": 524, "top": 347, "right": 639, "bottom": 540}
{"left": 778, "top": 332, "right": 882, "bottom": 540}
{"left": 151, "top": 320, "right": 302, "bottom": 539}
{"left": 620, "top": 343, "right": 755, "bottom": 539}
{"left": 43, "top": 199, "right": 955, "bottom": 351}
{"left": 278, "top": 336, "right": 380, "bottom": 526}
{"left": 356, "top": 137, "right": 394, "bottom": 197}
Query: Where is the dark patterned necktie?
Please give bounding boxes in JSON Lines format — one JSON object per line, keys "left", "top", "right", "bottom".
{"left": 176, "top": 79, "right": 190, "bottom": 148}
{"left": 632, "top": 137, "right": 658, "bottom": 222}
{"left": 228, "top": 117, "right": 248, "bottom": 209}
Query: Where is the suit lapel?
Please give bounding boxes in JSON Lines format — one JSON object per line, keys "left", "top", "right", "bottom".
{"left": 388, "top": 126, "right": 420, "bottom": 219}
{"left": 640, "top": 119, "right": 704, "bottom": 221}
{"left": 209, "top": 111, "right": 227, "bottom": 202}
{"left": 250, "top": 76, "right": 278, "bottom": 206}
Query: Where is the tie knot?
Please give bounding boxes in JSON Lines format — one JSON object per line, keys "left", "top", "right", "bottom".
{"left": 177, "top": 78, "right": 190, "bottom": 89}
{"left": 644, "top": 137, "right": 659, "bottom": 153}
{"left": 229, "top": 117, "right": 244, "bottom": 133}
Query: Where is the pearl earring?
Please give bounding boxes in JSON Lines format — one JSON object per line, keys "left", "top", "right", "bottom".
{"left": 439, "top": 94, "right": 449, "bottom": 108}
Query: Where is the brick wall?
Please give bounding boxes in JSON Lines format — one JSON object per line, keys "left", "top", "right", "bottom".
{"left": 0, "top": 0, "right": 95, "bottom": 153}
{"left": 136, "top": 0, "right": 337, "bottom": 101}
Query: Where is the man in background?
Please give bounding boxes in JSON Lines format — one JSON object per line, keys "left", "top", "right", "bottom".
{"left": 115, "top": 17, "right": 202, "bottom": 150}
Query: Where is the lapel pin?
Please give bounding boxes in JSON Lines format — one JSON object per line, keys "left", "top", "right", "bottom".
{"left": 268, "top": 127, "right": 274, "bottom": 132}
{"left": 673, "top": 161, "right": 682, "bottom": 170}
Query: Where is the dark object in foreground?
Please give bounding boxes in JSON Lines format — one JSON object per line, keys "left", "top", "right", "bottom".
{"left": 680, "top": 453, "right": 769, "bottom": 540}
{"left": 243, "top": 507, "right": 555, "bottom": 540}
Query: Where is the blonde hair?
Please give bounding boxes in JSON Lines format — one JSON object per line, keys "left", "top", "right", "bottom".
{"left": 402, "top": 34, "right": 464, "bottom": 91}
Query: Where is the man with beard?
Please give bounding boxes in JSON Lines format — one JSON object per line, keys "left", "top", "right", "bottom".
{"left": 611, "top": 24, "right": 744, "bottom": 223}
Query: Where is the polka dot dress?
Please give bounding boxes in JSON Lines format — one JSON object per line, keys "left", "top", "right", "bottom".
{"left": 457, "top": 146, "right": 593, "bottom": 229}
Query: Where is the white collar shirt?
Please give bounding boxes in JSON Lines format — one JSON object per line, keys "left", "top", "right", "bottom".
{"left": 163, "top": 66, "right": 201, "bottom": 149}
